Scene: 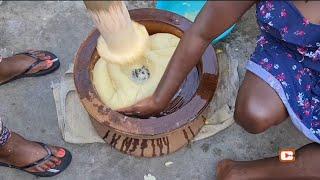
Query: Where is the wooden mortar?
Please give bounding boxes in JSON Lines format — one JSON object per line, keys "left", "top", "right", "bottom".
{"left": 74, "top": 8, "right": 219, "bottom": 157}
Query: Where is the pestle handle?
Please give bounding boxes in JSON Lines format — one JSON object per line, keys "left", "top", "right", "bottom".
{"left": 83, "top": 1, "right": 113, "bottom": 11}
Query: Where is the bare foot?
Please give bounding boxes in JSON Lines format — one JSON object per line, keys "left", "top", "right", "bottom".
{"left": 216, "top": 159, "right": 239, "bottom": 180}
{"left": 0, "top": 132, "right": 66, "bottom": 173}
{"left": 0, "top": 50, "right": 55, "bottom": 83}
{"left": 216, "top": 143, "right": 320, "bottom": 180}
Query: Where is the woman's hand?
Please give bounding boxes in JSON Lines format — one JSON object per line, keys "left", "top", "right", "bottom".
{"left": 117, "top": 95, "right": 167, "bottom": 118}
{"left": 118, "top": 1, "right": 255, "bottom": 118}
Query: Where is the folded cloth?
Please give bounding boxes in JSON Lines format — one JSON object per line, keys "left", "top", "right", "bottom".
{"left": 51, "top": 64, "right": 104, "bottom": 144}
{"left": 52, "top": 46, "right": 236, "bottom": 144}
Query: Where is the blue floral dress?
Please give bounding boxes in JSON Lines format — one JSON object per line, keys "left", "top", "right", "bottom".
{"left": 247, "top": 0, "right": 320, "bottom": 143}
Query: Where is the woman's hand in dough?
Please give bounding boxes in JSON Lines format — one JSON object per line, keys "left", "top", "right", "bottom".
{"left": 117, "top": 95, "right": 166, "bottom": 117}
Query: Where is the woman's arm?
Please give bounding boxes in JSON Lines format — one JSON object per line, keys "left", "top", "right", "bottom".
{"left": 119, "top": 1, "right": 256, "bottom": 117}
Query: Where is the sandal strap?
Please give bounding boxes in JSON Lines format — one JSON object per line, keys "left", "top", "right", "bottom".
{"left": 15, "top": 52, "right": 44, "bottom": 75}
{"left": 15, "top": 51, "right": 41, "bottom": 62}
{"left": 20, "top": 142, "right": 53, "bottom": 170}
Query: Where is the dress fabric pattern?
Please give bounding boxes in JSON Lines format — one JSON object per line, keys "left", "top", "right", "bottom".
{"left": 0, "top": 119, "right": 11, "bottom": 146}
{"left": 247, "top": 0, "right": 320, "bottom": 142}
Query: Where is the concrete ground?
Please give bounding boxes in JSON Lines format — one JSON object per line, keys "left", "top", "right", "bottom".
{"left": 0, "top": 1, "right": 311, "bottom": 180}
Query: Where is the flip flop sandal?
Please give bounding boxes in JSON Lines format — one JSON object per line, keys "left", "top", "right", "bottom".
{"left": 0, "top": 50, "right": 60, "bottom": 86}
{"left": 0, "top": 142, "right": 72, "bottom": 177}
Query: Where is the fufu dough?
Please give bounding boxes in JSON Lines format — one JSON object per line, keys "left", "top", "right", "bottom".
{"left": 92, "top": 33, "right": 180, "bottom": 110}
{"left": 96, "top": 21, "right": 150, "bottom": 65}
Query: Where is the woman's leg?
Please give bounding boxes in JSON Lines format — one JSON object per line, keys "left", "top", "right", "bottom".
{"left": 0, "top": 51, "right": 54, "bottom": 83}
{"left": 0, "top": 119, "right": 67, "bottom": 173}
{"left": 217, "top": 143, "right": 320, "bottom": 180}
{"left": 217, "top": 71, "right": 320, "bottom": 179}
{"left": 234, "top": 71, "right": 288, "bottom": 134}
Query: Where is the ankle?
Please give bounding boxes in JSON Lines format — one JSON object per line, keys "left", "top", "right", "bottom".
{"left": 216, "top": 159, "right": 250, "bottom": 180}
{"left": 0, "top": 132, "right": 19, "bottom": 157}
{"left": 0, "top": 135, "right": 12, "bottom": 155}
{"left": 216, "top": 159, "right": 236, "bottom": 180}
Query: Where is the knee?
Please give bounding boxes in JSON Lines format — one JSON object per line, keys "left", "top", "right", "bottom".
{"left": 234, "top": 101, "right": 273, "bottom": 134}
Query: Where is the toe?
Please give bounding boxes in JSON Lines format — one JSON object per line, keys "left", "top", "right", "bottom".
{"left": 56, "top": 148, "right": 66, "bottom": 158}
{"left": 45, "top": 60, "right": 53, "bottom": 68}
{"left": 36, "top": 53, "right": 46, "bottom": 60}
{"left": 41, "top": 163, "right": 50, "bottom": 170}
{"left": 46, "top": 160, "right": 56, "bottom": 169}
{"left": 43, "top": 55, "right": 52, "bottom": 60}
{"left": 49, "top": 146, "right": 65, "bottom": 164}
{"left": 33, "top": 166, "right": 46, "bottom": 173}
{"left": 34, "top": 52, "right": 45, "bottom": 57}
{"left": 27, "top": 60, "right": 53, "bottom": 74}
{"left": 50, "top": 146, "right": 66, "bottom": 158}
{"left": 50, "top": 156, "right": 61, "bottom": 166}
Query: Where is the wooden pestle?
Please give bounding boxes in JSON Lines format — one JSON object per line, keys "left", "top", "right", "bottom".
{"left": 83, "top": 1, "right": 149, "bottom": 65}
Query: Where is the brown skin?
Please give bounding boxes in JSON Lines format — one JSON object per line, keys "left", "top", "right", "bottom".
{"left": 0, "top": 53, "right": 67, "bottom": 172}
{"left": 118, "top": 1, "right": 256, "bottom": 116}
{"left": 120, "top": 1, "right": 320, "bottom": 179}
{"left": 217, "top": 1, "right": 320, "bottom": 179}
{"left": 0, "top": 133, "right": 64, "bottom": 173}
{"left": 216, "top": 143, "right": 320, "bottom": 180}
{"left": 0, "top": 52, "right": 53, "bottom": 83}
{"left": 234, "top": 71, "right": 288, "bottom": 134}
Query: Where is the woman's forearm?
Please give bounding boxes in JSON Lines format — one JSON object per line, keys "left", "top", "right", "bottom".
{"left": 154, "top": 1, "right": 256, "bottom": 106}
{"left": 154, "top": 29, "right": 211, "bottom": 105}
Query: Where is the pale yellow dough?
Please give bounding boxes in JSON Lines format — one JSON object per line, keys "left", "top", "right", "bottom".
{"left": 96, "top": 22, "right": 150, "bottom": 65}
{"left": 92, "top": 33, "right": 180, "bottom": 110}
